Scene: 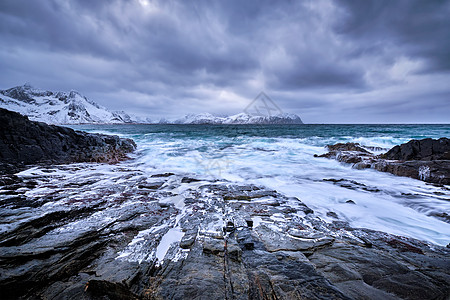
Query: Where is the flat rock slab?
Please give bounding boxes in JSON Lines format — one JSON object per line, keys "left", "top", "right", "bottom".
{"left": 0, "top": 163, "right": 448, "bottom": 299}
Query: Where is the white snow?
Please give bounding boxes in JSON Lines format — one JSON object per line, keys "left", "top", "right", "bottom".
{"left": 0, "top": 85, "right": 141, "bottom": 124}
{"left": 0, "top": 85, "right": 303, "bottom": 125}
{"left": 171, "top": 112, "right": 303, "bottom": 125}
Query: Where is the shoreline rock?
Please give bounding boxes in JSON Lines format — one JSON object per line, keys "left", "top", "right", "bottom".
{"left": 0, "top": 115, "right": 448, "bottom": 299}
{"left": 0, "top": 167, "right": 448, "bottom": 299}
{"left": 0, "top": 166, "right": 449, "bottom": 299}
{"left": 0, "top": 108, "right": 136, "bottom": 174}
{"left": 315, "top": 138, "right": 450, "bottom": 184}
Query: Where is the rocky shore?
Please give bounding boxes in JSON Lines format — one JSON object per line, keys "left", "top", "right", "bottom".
{"left": 0, "top": 165, "right": 449, "bottom": 300}
{"left": 316, "top": 138, "right": 450, "bottom": 185}
{"left": 0, "top": 111, "right": 449, "bottom": 299}
{"left": 0, "top": 108, "right": 136, "bottom": 174}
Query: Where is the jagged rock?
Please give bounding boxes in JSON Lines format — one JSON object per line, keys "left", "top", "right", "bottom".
{"left": 0, "top": 164, "right": 448, "bottom": 299}
{"left": 317, "top": 139, "right": 450, "bottom": 184}
{"left": 0, "top": 108, "right": 136, "bottom": 174}
{"left": 325, "top": 143, "right": 370, "bottom": 153}
{"left": 382, "top": 138, "right": 450, "bottom": 161}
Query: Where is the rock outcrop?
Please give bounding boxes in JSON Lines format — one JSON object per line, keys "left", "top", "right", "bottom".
{"left": 315, "top": 138, "right": 450, "bottom": 184}
{"left": 382, "top": 138, "right": 450, "bottom": 161}
{"left": 0, "top": 108, "right": 136, "bottom": 174}
{"left": 0, "top": 166, "right": 448, "bottom": 299}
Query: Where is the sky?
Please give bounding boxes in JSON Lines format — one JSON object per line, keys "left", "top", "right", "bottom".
{"left": 0, "top": 0, "right": 449, "bottom": 123}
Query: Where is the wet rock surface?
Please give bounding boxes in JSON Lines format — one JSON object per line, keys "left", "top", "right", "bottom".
{"left": 0, "top": 164, "right": 448, "bottom": 299}
{"left": 316, "top": 138, "right": 450, "bottom": 184}
{"left": 0, "top": 108, "right": 136, "bottom": 174}
{"left": 382, "top": 138, "right": 450, "bottom": 161}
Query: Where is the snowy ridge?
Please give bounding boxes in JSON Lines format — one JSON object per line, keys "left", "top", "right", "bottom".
{"left": 173, "top": 112, "right": 303, "bottom": 124}
{"left": 0, "top": 84, "right": 145, "bottom": 124}
{"left": 0, "top": 85, "right": 303, "bottom": 125}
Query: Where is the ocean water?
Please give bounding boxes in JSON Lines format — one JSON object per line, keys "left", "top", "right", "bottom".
{"left": 69, "top": 124, "right": 450, "bottom": 246}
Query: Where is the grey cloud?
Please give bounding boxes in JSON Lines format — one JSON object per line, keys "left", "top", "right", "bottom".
{"left": 0, "top": 0, "right": 449, "bottom": 123}
{"left": 334, "top": 0, "right": 450, "bottom": 73}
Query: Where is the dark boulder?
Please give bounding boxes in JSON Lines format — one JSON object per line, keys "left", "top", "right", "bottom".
{"left": 382, "top": 138, "right": 450, "bottom": 161}
{"left": 0, "top": 108, "right": 136, "bottom": 174}
{"left": 316, "top": 139, "right": 450, "bottom": 184}
{"left": 326, "top": 142, "right": 370, "bottom": 153}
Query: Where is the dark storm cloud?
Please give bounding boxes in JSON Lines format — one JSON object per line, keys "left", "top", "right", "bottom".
{"left": 0, "top": 0, "right": 449, "bottom": 122}
{"left": 334, "top": 0, "right": 450, "bottom": 72}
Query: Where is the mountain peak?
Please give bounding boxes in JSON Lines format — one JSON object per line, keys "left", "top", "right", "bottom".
{"left": 0, "top": 85, "right": 140, "bottom": 124}
{"left": 23, "top": 83, "right": 33, "bottom": 89}
{"left": 172, "top": 112, "right": 304, "bottom": 124}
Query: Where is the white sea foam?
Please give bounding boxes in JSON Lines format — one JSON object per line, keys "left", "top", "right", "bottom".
{"left": 155, "top": 227, "right": 184, "bottom": 263}
{"left": 71, "top": 125, "right": 450, "bottom": 246}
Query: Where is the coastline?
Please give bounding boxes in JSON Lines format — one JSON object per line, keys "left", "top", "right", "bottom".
{"left": 0, "top": 110, "right": 449, "bottom": 299}
{"left": 1, "top": 163, "right": 448, "bottom": 299}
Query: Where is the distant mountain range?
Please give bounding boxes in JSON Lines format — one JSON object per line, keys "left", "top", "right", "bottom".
{"left": 171, "top": 112, "right": 303, "bottom": 124}
{"left": 0, "top": 85, "right": 303, "bottom": 125}
{"left": 0, "top": 85, "right": 149, "bottom": 124}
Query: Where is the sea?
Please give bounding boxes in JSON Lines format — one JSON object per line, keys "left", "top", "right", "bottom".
{"left": 68, "top": 124, "right": 450, "bottom": 246}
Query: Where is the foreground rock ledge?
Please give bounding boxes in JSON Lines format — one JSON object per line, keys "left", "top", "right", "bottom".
{"left": 316, "top": 138, "right": 450, "bottom": 184}
{"left": 0, "top": 108, "right": 136, "bottom": 174}
{"left": 0, "top": 166, "right": 448, "bottom": 300}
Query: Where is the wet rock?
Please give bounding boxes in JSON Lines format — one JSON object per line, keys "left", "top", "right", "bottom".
{"left": 318, "top": 139, "right": 450, "bottom": 184}
{"left": 309, "top": 239, "right": 449, "bottom": 300}
{"left": 429, "top": 212, "right": 450, "bottom": 223}
{"left": 181, "top": 177, "right": 201, "bottom": 183}
{"left": 225, "top": 221, "right": 235, "bottom": 232}
{"left": 0, "top": 166, "right": 448, "bottom": 299}
{"left": 0, "top": 108, "right": 136, "bottom": 174}
{"left": 323, "top": 178, "right": 381, "bottom": 193}
{"left": 138, "top": 181, "right": 164, "bottom": 190}
{"left": 373, "top": 160, "right": 450, "bottom": 184}
{"left": 202, "top": 237, "right": 226, "bottom": 256}
{"left": 85, "top": 280, "right": 139, "bottom": 300}
{"left": 326, "top": 143, "right": 371, "bottom": 153}
{"left": 180, "top": 229, "right": 197, "bottom": 249}
{"left": 386, "top": 238, "right": 424, "bottom": 254}
{"left": 225, "top": 239, "right": 242, "bottom": 262}
{"left": 236, "top": 230, "right": 256, "bottom": 250}
{"left": 256, "top": 225, "right": 334, "bottom": 252}
{"left": 150, "top": 173, "right": 175, "bottom": 178}
{"left": 327, "top": 211, "right": 339, "bottom": 219}
{"left": 382, "top": 138, "right": 450, "bottom": 161}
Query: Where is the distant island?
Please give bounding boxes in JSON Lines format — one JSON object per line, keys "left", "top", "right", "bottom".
{"left": 0, "top": 85, "right": 303, "bottom": 125}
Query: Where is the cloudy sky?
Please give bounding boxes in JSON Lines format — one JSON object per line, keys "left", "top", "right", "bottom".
{"left": 0, "top": 0, "right": 449, "bottom": 123}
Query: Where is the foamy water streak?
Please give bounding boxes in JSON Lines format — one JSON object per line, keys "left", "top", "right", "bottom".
{"left": 69, "top": 124, "right": 450, "bottom": 246}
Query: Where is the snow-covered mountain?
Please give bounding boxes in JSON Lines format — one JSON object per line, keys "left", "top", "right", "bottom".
{"left": 0, "top": 84, "right": 145, "bottom": 124}
{"left": 0, "top": 85, "right": 303, "bottom": 125}
{"left": 172, "top": 112, "right": 303, "bottom": 124}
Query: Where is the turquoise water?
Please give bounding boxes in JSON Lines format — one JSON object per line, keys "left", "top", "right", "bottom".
{"left": 69, "top": 124, "right": 450, "bottom": 246}
{"left": 70, "top": 124, "right": 450, "bottom": 141}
